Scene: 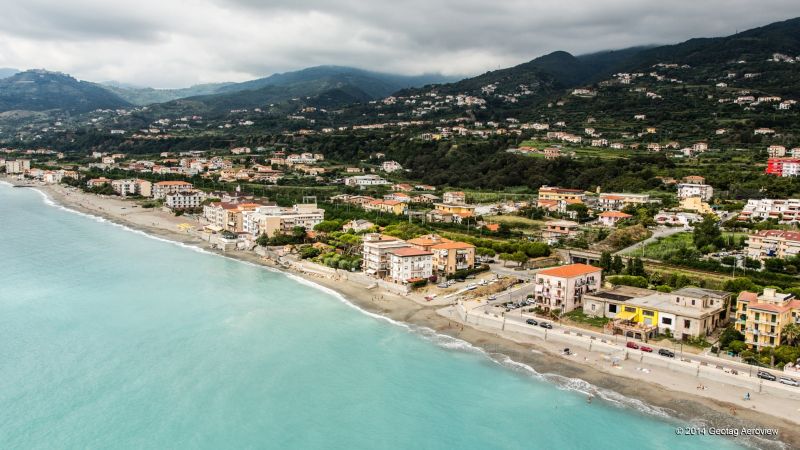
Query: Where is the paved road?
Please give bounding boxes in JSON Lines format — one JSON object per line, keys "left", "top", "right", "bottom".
{"left": 494, "top": 308, "right": 790, "bottom": 380}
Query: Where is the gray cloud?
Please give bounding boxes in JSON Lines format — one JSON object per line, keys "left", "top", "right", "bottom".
{"left": 0, "top": 0, "right": 797, "bottom": 87}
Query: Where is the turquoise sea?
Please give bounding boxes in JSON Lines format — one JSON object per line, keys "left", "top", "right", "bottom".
{"left": 0, "top": 183, "right": 755, "bottom": 449}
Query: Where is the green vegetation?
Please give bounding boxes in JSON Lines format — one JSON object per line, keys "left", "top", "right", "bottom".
{"left": 564, "top": 309, "right": 611, "bottom": 327}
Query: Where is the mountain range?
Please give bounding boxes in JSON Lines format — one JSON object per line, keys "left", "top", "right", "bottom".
{"left": 0, "top": 17, "right": 798, "bottom": 116}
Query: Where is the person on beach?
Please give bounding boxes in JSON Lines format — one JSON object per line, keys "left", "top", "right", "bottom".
{"left": 744, "top": 392, "right": 750, "bottom": 401}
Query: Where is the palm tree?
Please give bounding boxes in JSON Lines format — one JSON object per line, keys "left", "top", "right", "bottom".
{"left": 781, "top": 323, "right": 800, "bottom": 346}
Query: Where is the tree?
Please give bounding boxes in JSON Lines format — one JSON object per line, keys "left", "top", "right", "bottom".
{"left": 291, "top": 226, "right": 307, "bottom": 243}
{"left": 611, "top": 255, "right": 624, "bottom": 274}
{"left": 566, "top": 203, "right": 590, "bottom": 222}
{"left": 476, "top": 247, "right": 496, "bottom": 257}
{"left": 314, "top": 220, "right": 343, "bottom": 233}
{"left": 498, "top": 252, "right": 514, "bottom": 267}
{"left": 511, "top": 251, "right": 528, "bottom": 267}
{"left": 692, "top": 215, "right": 723, "bottom": 252}
{"left": 256, "top": 233, "right": 270, "bottom": 247}
{"left": 599, "top": 251, "right": 612, "bottom": 272}
{"left": 719, "top": 326, "right": 745, "bottom": 350}
{"left": 728, "top": 340, "right": 747, "bottom": 355}
{"left": 781, "top": 323, "right": 800, "bottom": 346}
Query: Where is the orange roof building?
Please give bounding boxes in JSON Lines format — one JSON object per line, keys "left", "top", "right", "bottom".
{"left": 534, "top": 263, "right": 602, "bottom": 314}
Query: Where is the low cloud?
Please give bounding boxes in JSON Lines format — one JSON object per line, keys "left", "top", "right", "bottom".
{"left": 0, "top": 0, "right": 797, "bottom": 87}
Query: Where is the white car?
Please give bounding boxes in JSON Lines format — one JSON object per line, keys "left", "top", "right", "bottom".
{"left": 779, "top": 377, "right": 799, "bottom": 387}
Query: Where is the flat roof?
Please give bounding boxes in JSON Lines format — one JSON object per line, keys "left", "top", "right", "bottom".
{"left": 627, "top": 293, "right": 722, "bottom": 318}
{"left": 586, "top": 286, "right": 656, "bottom": 302}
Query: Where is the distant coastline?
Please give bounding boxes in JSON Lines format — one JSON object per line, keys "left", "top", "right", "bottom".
{"left": 4, "top": 178, "right": 797, "bottom": 450}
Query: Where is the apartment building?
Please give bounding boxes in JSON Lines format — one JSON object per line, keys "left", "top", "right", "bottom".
{"left": 364, "top": 199, "right": 407, "bottom": 215}
{"left": 541, "top": 220, "right": 580, "bottom": 242}
{"left": 598, "top": 211, "right": 632, "bottom": 227}
{"left": 204, "top": 202, "right": 263, "bottom": 233}
{"left": 584, "top": 286, "right": 731, "bottom": 340}
{"left": 344, "top": 175, "right": 391, "bottom": 187}
{"left": 677, "top": 183, "right": 714, "bottom": 201}
{"left": 442, "top": 191, "right": 466, "bottom": 205}
{"left": 5, "top": 159, "right": 31, "bottom": 174}
{"left": 735, "top": 289, "right": 800, "bottom": 349}
{"left": 766, "top": 158, "right": 800, "bottom": 177}
{"left": 165, "top": 191, "right": 205, "bottom": 210}
{"left": 746, "top": 230, "right": 800, "bottom": 260}
{"left": 111, "top": 179, "right": 152, "bottom": 197}
{"left": 242, "top": 203, "right": 324, "bottom": 237}
{"left": 388, "top": 247, "right": 433, "bottom": 284}
{"left": 430, "top": 241, "right": 475, "bottom": 275}
{"left": 86, "top": 177, "right": 112, "bottom": 188}
{"left": 737, "top": 198, "right": 800, "bottom": 224}
{"left": 596, "top": 193, "right": 650, "bottom": 211}
{"left": 362, "top": 233, "right": 413, "bottom": 279}
{"left": 152, "top": 181, "right": 194, "bottom": 199}
{"left": 537, "top": 186, "right": 586, "bottom": 203}
{"left": 534, "top": 264, "right": 602, "bottom": 314}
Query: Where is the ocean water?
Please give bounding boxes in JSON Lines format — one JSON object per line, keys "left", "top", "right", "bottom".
{"left": 0, "top": 183, "right": 751, "bottom": 450}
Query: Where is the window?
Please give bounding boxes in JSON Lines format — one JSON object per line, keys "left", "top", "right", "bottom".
{"left": 608, "top": 304, "right": 618, "bottom": 313}
{"left": 642, "top": 310, "right": 654, "bottom": 317}
{"left": 662, "top": 317, "right": 672, "bottom": 325}
{"left": 625, "top": 306, "right": 636, "bottom": 313}
{"left": 591, "top": 304, "right": 596, "bottom": 311}
{"left": 691, "top": 299, "right": 695, "bottom": 306}
{"left": 684, "top": 320, "right": 691, "bottom": 328}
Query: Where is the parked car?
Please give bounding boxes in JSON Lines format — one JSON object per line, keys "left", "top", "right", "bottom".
{"left": 626, "top": 341, "right": 640, "bottom": 350}
{"left": 466, "top": 284, "right": 477, "bottom": 290}
{"left": 437, "top": 283, "right": 448, "bottom": 289}
{"left": 526, "top": 318, "right": 538, "bottom": 326}
{"left": 640, "top": 346, "right": 653, "bottom": 353}
{"left": 779, "top": 376, "right": 799, "bottom": 387}
{"left": 539, "top": 322, "right": 553, "bottom": 329}
{"left": 455, "top": 278, "right": 465, "bottom": 283}
{"left": 466, "top": 274, "right": 476, "bottom": 279}
{"left": 658, "top": 349, "right": 675, "bottom": 358}
{"left": 487, "top": 295, "right": 497, "bottom": 301}
{"left": 757, "top": 370, "right": 777, "bottom": 381}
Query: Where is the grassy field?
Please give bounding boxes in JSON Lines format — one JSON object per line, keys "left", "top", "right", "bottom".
{"left": 485, "top": 215, "right": 546, "bottom": 230}
{"left": 634, "top": 231, "right": 748, "bottom": 260}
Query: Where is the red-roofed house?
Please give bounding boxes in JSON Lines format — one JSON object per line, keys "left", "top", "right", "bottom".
{"left": 534, "top": 264, "right": 602, "bottom": 314}
{"left": 598, "top": 211, "right": 632, "bottom": 227}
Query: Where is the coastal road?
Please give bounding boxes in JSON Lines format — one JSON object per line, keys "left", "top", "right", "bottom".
{"left": 496, "top": 309, "right": 790, "bottom": 381}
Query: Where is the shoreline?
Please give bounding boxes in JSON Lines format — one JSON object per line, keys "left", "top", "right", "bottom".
{"left": 6, "top": 179, "right": 799, "bottom": 449}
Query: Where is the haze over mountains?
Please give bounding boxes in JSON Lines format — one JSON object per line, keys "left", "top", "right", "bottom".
{"left": 0, "top": 17, "right": 798, "bottom": 116}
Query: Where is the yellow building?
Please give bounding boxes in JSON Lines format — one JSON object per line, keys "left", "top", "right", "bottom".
{"left": 364, "top": 199, "right": 407, "bottom": 215}
{"left": 537, "top": 186, "right": 586, "bottom": 203}
{"left": 679, "top": 196, "right": 713, "bottom": 214}
{"left": 735, "top": 289, "right": 800, "bottom": 349}
{"left": 432, "top": 203, "right": 475, "bottom": 217}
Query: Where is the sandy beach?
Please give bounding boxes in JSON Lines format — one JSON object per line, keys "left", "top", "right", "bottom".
{"left": 9, "top": 179, "right": 800, "bottom": 449}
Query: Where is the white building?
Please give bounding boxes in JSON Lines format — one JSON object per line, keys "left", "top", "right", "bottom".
{"left": 361, "top": 233, "right": 412, "bottom": 279}
{"left": 111, "top": 179, "right": 152, "bottom": 197}
{"left": 738, "top": 198, "right": 800, "bottom": 224}
{"left": 381, "top": 160, "right": 404, "bottom": 173}
{"left": 152, "top": 181, "right": 194, "bottom": 199}
{"left": 242, "top": 203, "right": 324, "bottom": 237}
{"left": 388, "top": 247, "right": 433, "bottom": 284}
{"left": 344, "top": 175, "right": 391, "bottom": 187}
{"left": 677, "top": 183, "right": 714, "bottom": 201}
{"left": 165, "top": 191, "right": 206, "bottom": 210}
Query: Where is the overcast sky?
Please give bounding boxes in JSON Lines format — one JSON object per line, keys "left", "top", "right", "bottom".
{"left": 0, "top": 0, "right": 798, "bottom": 88}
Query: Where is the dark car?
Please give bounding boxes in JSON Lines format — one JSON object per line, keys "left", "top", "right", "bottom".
{"left": 658, "top": 349, "right": 675, "bottom": 358}
{"left": 526, "top": 318, "right": 538, "bottom": 326}
{"left": 757, "top": 370, "right": 777, "bottom": 381}
{"left": 539, "top": 322, "right": 553, "bottom": 329}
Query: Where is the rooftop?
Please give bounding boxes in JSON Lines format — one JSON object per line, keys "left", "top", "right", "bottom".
{"left": 390, "top": 247, "right": 433, "bottom": 257}
{"left": 537, "top": 263, "right": 601, "bottom": 278}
